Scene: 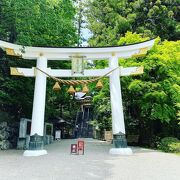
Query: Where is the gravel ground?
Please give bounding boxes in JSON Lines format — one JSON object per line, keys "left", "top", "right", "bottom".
{"left": 0, "top": 138, "right": 179, "bottom": 180}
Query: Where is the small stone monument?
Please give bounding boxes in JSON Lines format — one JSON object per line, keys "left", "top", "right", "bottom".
{"left": 44, "top": 123, "right": 54, "bottom": 145}
{"left": 17, "top": 119, "right": 54, "bottom": 149}
{"left": 17, "top": 118, "right": 31, "bottom": 150}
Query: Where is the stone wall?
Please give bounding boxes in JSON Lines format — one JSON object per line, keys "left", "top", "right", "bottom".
{"left": 0, "top": 120, "right": 54, "bottom": 150}
{"left": 0, "top": 122, "right": 18, "bottom": 150}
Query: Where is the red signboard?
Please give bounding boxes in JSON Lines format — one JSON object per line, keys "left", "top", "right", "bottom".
{"left": 78, "top": 140, "right": 84, "bottom": 155}
{"left": 71, "top": 144, "right": 77, "bottom": 154}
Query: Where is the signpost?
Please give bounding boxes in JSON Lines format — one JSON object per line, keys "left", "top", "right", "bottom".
{"left": 71, "top": 56, "right": 84, "bottom": 75}
{"left": 71, "top": 144, "right": 78, "bottom": 154}
{"left": 55, "top": 130, "right": 61, "bottom": 140}
{"left": 77, "top": 140, "right": 85, "bottom": 155}
{"left": 70, "top": 140, "right": 85, "bottom": 155}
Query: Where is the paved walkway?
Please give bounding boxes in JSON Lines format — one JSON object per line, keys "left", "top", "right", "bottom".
{"left": 0, "top": 139, "right": 179, "bottom": 180}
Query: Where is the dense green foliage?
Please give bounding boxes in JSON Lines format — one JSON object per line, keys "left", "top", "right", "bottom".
{"left": 121, "top": 33, "right": 180, "bottom": 144}
{"left": 158, "top": 137, "right": 180, "bottom": 153}
{"left": 92, "top": 82, "right": 112, "bottom": 133}
{"left": 119, "top": 33, "right": 180, "bottom": 124}
{"left": 0, "top": 0, "right": 78, "bottom": 123}
{"left": 85, "top": 0, "right": 180, "bottom": 46}
{"left": 0, "top": 0, "right": 77, "bottom": 46}
{"left": 91, "top": 32, "right": 180, "bottom": 144}
{"left": 83, "top": 0, "right": 180, "bottom": 147}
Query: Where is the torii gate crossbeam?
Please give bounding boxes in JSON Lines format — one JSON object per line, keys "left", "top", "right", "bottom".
{"left": 0, "top": 39, "right": 155, "bottom": 156}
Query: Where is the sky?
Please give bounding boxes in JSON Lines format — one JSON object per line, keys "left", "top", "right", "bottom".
{"left": 81, "top": 26, "right": 92, "bottom": 46}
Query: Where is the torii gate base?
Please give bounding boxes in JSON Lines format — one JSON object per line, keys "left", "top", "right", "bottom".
{"left": 24, "top": 150, "right": 47, "bottom": 157}
{"left": 110, "top": 148, "right": 133, "bottom": 155}
{"left": 23, "top": 134, "right": 47, "bottom": 156}
{"left": 109, "top": 134, "right": 133, "bottom": 155}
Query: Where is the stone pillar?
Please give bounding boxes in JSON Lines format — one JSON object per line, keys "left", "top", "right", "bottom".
{"left": 17, "top": 118, "right": 31, "bottom": 150}
{"left": 19, "top": 118, "right": 28, "bottom": 138}
{"left": 109, "top": 55, "right": 132, "bottom": 155}
{"left": 44, "top": 123, "right": 54, "bottom": 145}
{"left": 23, "top": 55, "right": 48, "bottom": 156}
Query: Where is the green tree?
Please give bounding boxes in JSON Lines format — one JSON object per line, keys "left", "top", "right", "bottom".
{"left": 121, "top": 35, "right": 180, "bottom": 143}
{"left": 0, "top": 0, "right": 78, "bottom": 123}
{"left": 0, "top": 0, "right": 77, "bottom": 46}
{"left": 85, "top": 0, "right": 131, "bottom": 46}
{"left": 120, "top": 35, "right": 180, "bottom": 124}
{"left": 85, "top": 0, "right": 179, "bottom": 46}
{"left": 128, "top": 0, "right": 179, "bottom": 40}
{"left": 92, "top": 80, "right": 111, "bottom": 134}
{"left": 90, "top": 32, "right": 180, "bottom": 145}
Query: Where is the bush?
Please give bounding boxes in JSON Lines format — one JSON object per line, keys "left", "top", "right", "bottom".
{"left": 158, "top": 137, "right": 180, "bottom": 153}
{"left": 169, "top": 143, "right": 180, "bottom": 153}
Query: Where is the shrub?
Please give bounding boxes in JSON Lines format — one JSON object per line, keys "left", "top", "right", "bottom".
{"left": 158, "top": 137, "right": 180, "bottom": 153}
{"left": 169, "top": 143, "right": 180, "bottom": 153}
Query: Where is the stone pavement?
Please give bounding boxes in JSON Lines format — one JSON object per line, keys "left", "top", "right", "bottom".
{"left": 0, "top": 138, "right": 179, "bottom": 180}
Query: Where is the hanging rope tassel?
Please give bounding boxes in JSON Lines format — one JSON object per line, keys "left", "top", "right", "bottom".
{"left": 67, "top": 85, "right": 76, "bottom": 94}
{"left": 96, "top": 80, "right": 103, "bottom": 89}
{"left": 82, "top": 84, "right": 89, "bottom": 93}
{"left": 53, "top": 82, "right": 61, "bottom": 91}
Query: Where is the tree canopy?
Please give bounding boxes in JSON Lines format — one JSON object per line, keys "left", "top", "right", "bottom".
{"left": 0, "top": 0, "right": 77, "bottom": 46}
{"left": 83, "top": 0, "right": 180, "bottom": 143}
{"left": 91, "top": 32, "right": 180, "bottom": 143}
{"left": 0, "top": 0, "right": 78, "bottom": 123}
{"left": 85, "top": 0, "right": 179, "bottom": 46}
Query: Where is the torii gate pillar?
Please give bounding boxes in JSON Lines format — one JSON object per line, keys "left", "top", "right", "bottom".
{"left": 109, "top": 55, "right": 132, "bottom": 155}
{"left": 24, "top": 55, "right": 48, "bottom": 156}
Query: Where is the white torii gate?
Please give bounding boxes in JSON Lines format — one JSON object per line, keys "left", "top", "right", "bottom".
{"left": 0, "top": 39, "right": 155, "bottom": 156}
